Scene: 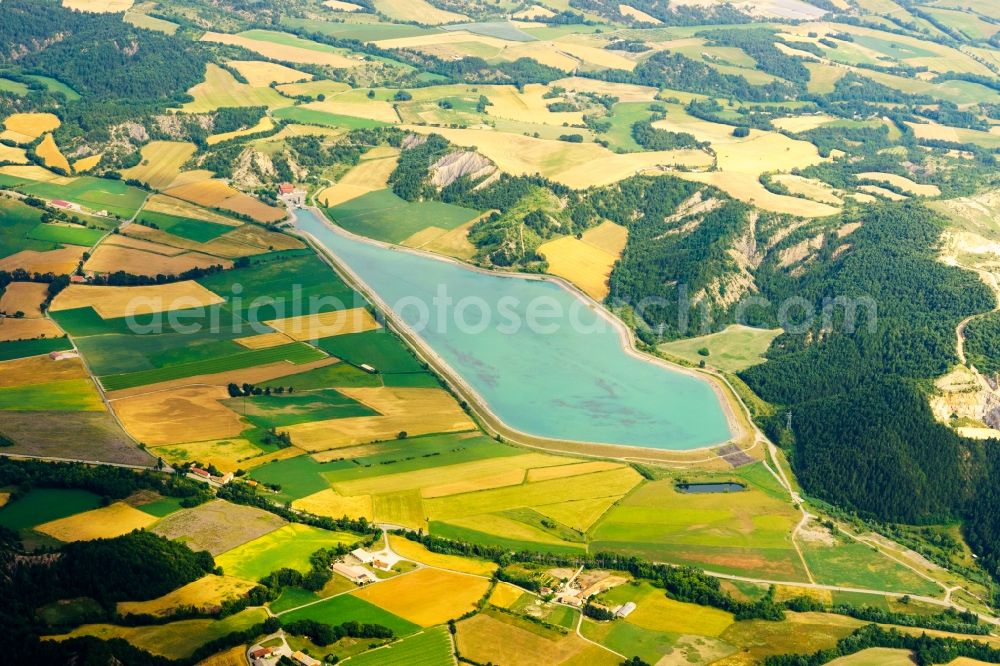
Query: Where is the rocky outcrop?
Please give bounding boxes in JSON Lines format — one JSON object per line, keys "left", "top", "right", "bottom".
{"left": 430, "top": 151, "right": 496, "bottom": 188}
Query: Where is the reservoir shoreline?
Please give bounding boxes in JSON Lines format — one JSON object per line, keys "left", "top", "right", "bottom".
{"left": 290, "top": 205, "right": 751, "bottom": 463}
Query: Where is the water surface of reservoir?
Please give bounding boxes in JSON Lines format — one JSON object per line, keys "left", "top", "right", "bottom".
{"left": 294, "top": 208, "right": 734, "bottom": 450}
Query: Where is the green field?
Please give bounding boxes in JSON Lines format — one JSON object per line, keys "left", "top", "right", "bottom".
{"left": 23, "top": 74, "right": 80, "bottom": 100}
{"left": 328, "top": 189, "right": 480, "bottom": 245}
{"left": 250, "top": 455, "right": 354, "bottom": 502}
{"left": 277, "top": 593, "right": 421, "bottom": 637}
{"left": 26, "top": 223, "right": 104, "bottom": 247}
{"left": 0, "top": 488, "right": 103, "bottom": 530}
{"left": 19, "top": 177, "right": 146, "bottom": 219}
{"left": 215, "top": 523, "right": 361, "bottom": 580}
{"left": 98, "top": 342, "right": 326, "bottom": 391}
{"left": 223, "top": 388, "right": 377, "bottom": 429}
{"left": 0, "top": 198, "right": 56, "bottom": 258}
{"left": 314, "top": 330, "right": 426, "bottom": 375}
{"left": 0, "top": 337, "right": 73, "bottom": 362}
{"left": 136, "top": 497, "right": 185, "bottom": 518}
{"left": 659, "top": 325, "right": 782, "bottom": 373}
{"left": 800, "top": 536, "right": 941, "bottom": 595}
{"left": 268, "top": 586, "right": 320, "bottom": 614}
{"left": 273, "top": 105, "right": 390, "bottom": 129}
{"left": 346, "top": 626, "right": 454, "bottom": 666}
{"left": 603, "top": 102, "right": 658, "bottom": 153}
{"left": 830, "top": 590, "right": 892, "bottom": 611}
{"left": 581, "top": 617, "right": 678, "bottom": 664}
{"left": 0, "top": 378, "right": 100, "bottom": 412}
{"left": 279, "top": 362, "right": 382, "bottom": 390}
{"left": 430, "top": 520, "right": 587, "bottom": 556}
{"left": 589, "top": 465, "right": 806, "bottom": 580}
{"left": 0, "top": 77, "right": 28, "bottom": 95}
{"left": 282, "top": 16, "right": 441, "bottom": 41}
{"left": 198, "top": 254, "right": 360, "bottom": 319}
{"left": 136, "top": 211, "right": 235, "bottom": 243}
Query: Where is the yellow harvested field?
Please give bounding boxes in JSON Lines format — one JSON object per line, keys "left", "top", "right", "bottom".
{"left": 163, "top": 179, "right": 239, "bottom": 207}
{"left": 0, "top": 317, "right": 65, "bottom": 342}
{"left": 219, "top": 193, "right": 286, "bottom": 223}
{"left": 422, "top": 469, "right": 526, "bottom": 498}
{"left": 102, "top": 235, "right": 188, "bottom": 256}
{"left": 111, "top": 386, "right": 245, "bottom": 447}
{"left": 674, "top": 170, "right": 839, "bottom": 217}
{"left": 121, "top": 141, "right": 197, "bottom": 190}
{"left": 1, "top": 112, "right": 60, "bottom": 143}
{"left": 50, "top": 281, "right": 223, "bottom": 317}
{"left": 202, "top": 32, "right": 361, "bottom": 68}
{"left": 513, "top": 5, "right": 554, "bottom": 18}
{"left": 228, "top": 60, "right": 311, "bottom": 87}
{"left": 619, "top": 3, "right": 661, "bottom": 23}
{"left": 856, "top": 172, "right": 941, "bottom": 197}
{"left": 805, "top": 62, "right": 847, "bottom": 94}
{"left": 0, "top": 164, "right": 66, "bottom": 182}
{"left": 858, "top": 184, "right": 908, "bottom": 201}
{"left": 552, "top": 40, "right": 637, "bottom": 71}
{"left": 234, "top": 331, "right": 295, "bottom": 350}
{"left": 144, "top": 194, "right": 243, "bottom": 226}
{"left": 388, "top": 534, "right": 497, "bottom": 576}
{"left": 485, "top": 84, "right": 584, "bottom": 126}
{"left": 62, "top": 0, "right": 133, "bottom": 11}
{"left": 456, "top": 612, "right": 615, "bottom": 666}
{"left": 213, "top": 222, "right": 304, "bottom": 253}
{"left": 826, "top": 648, "right": 915, "bottom": 665}
{"left": 0, "top": 493, "right": 8, "bottom": 508}
{"left": 487, "top": 582, "right": 525, "bottom": 608}
{"left": 402, "top": 219, "right": 477, "bottom": 260}
{"left": 526, "top": 460, "right": 624, "bottom": 482}
{"left": 773, "top": 174, "right": 843, "bottom": 206}
{"left": 553, "top": 77, "right": 659, "bottom": 102}
{"left": 0, "top": 143, "right": 28, "bottom": 164}
{"left": 501, "top": 42, "right": 580, "bottom": 71}
{"left": 284, "top": 386, "right": 476, "bottom": 451}
{"left": 195, "top": 646, "right": 248, "bottom": 666}
{"left": 36, "top": 134, "right": 71, "bottom": 173}
{"left": 627, "top": 591, "right": 734, "bottom": 636}
{"left": 73, "top": 154, "right": 102, "bottom": 172}
{"left": 302, "top": 98, "right": 399, "bottom": 123}
{"left": 332, "top": 452, "right": 569, "bottom": 498}
{"left": 264, "top": 307, "right": 380, "bottom": 341}
{"left": 325, "top": 0, "right": 364, "bottom": 10}
{"left": 291, "top": 489, "right": 373, "bottom": 520}
{"left": 207, "top": 116, "right": 274, "bottom": 146}
{"left": 85, "top": 244, "right": 231, "bottom": 276}
{"left": 373, "top": 0, "right": 468, "bottom": 24}
{"left": 0, "top": 247, "right": 84, "bottom": 275}
{"left": 406, "top": 125, "right": 712, "bottom": 189}
{"left": 0, "top": 282, "right": 49, "bottom": 317}
{"left": 182, "top": 64, "right": 293, "bottom": 113}
{"left": 353, "top": 567, "right": 490, "bottom": 626}
{"left": 0, "top": 354, "right": 87, "bottom": 388}
{"left": 276, "top": 79, "right": 351, "bottom": 99}
{"left": 318, "top": 151, "right": 399, "bottom": 206}
{"left": 35, "top": 502, "right": 157, "bottom": 542}
{"left": 538, "top": 222, "right": 628, "bottom": 300}
{"left": 535, "top": 496, "right": 620, "bottom": 532}
{"left": 118, "top": 575, "right": 257, "bottom": 618}
{"left": 151, "top": 438, "right": 265, "bottom": 473}
{"left": 772, "top": 114, "right": 836, "bottom": 132}
{"left": 162, "top": 180, "right": 285, "bottom": 223}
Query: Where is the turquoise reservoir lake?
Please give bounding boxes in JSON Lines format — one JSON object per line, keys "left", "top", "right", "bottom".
{"left": 294, "top": 208, "right": 733, "bottom": 450}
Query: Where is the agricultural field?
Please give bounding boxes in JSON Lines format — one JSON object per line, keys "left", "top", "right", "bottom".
{"left": 659, "top": 325, "right": 783, "bottom": 372}
{"left": 353, "top": 567, "right": 491, "bottom": 626}
{"left": 182, "top": 64, "right": 293, "bottom": 112}
{"left": 278, "top": 593, "right": 421, "bottom": 637}
{"left": 537, "top": 221, "right": 628, "bottom": 300}
{"left": 18, "top": 176, "right": 148, "bottom": 219}
{"left": 117, "top": 575, "right": 257, "bottom": 618}
{"left": 0, "top": 488, "right": 103, "bottom": 532}
{"left": 342, "top": 626, "right": 455, "bottom": 666}
{"left": 590, "top": 465, "right": 806, "bottom": 579}
{"left": 34, "top": 502, "right": 158, "bottom": 542}
{"left": 1, "top": 112, "right": 60, "bottom": 143}
{"left": 317, "top": 147, "right": 399, "bottom": 207}
{"left": 215, "top": 523, "right": 361, "bottom": 579}
{"left": 120, "top": 141, "right": 197, "bottom": 190}
{"left": 202, "top": 30, "right": 362, "bottom": 68}
{"left": 327, "top": 189, "right": 480, "bottom": 245}
{"left": 150, "top": 499, "right": 286, "bottom": 555}
{"left": 36, "top": 133, "right": 70, "bottom": 173}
